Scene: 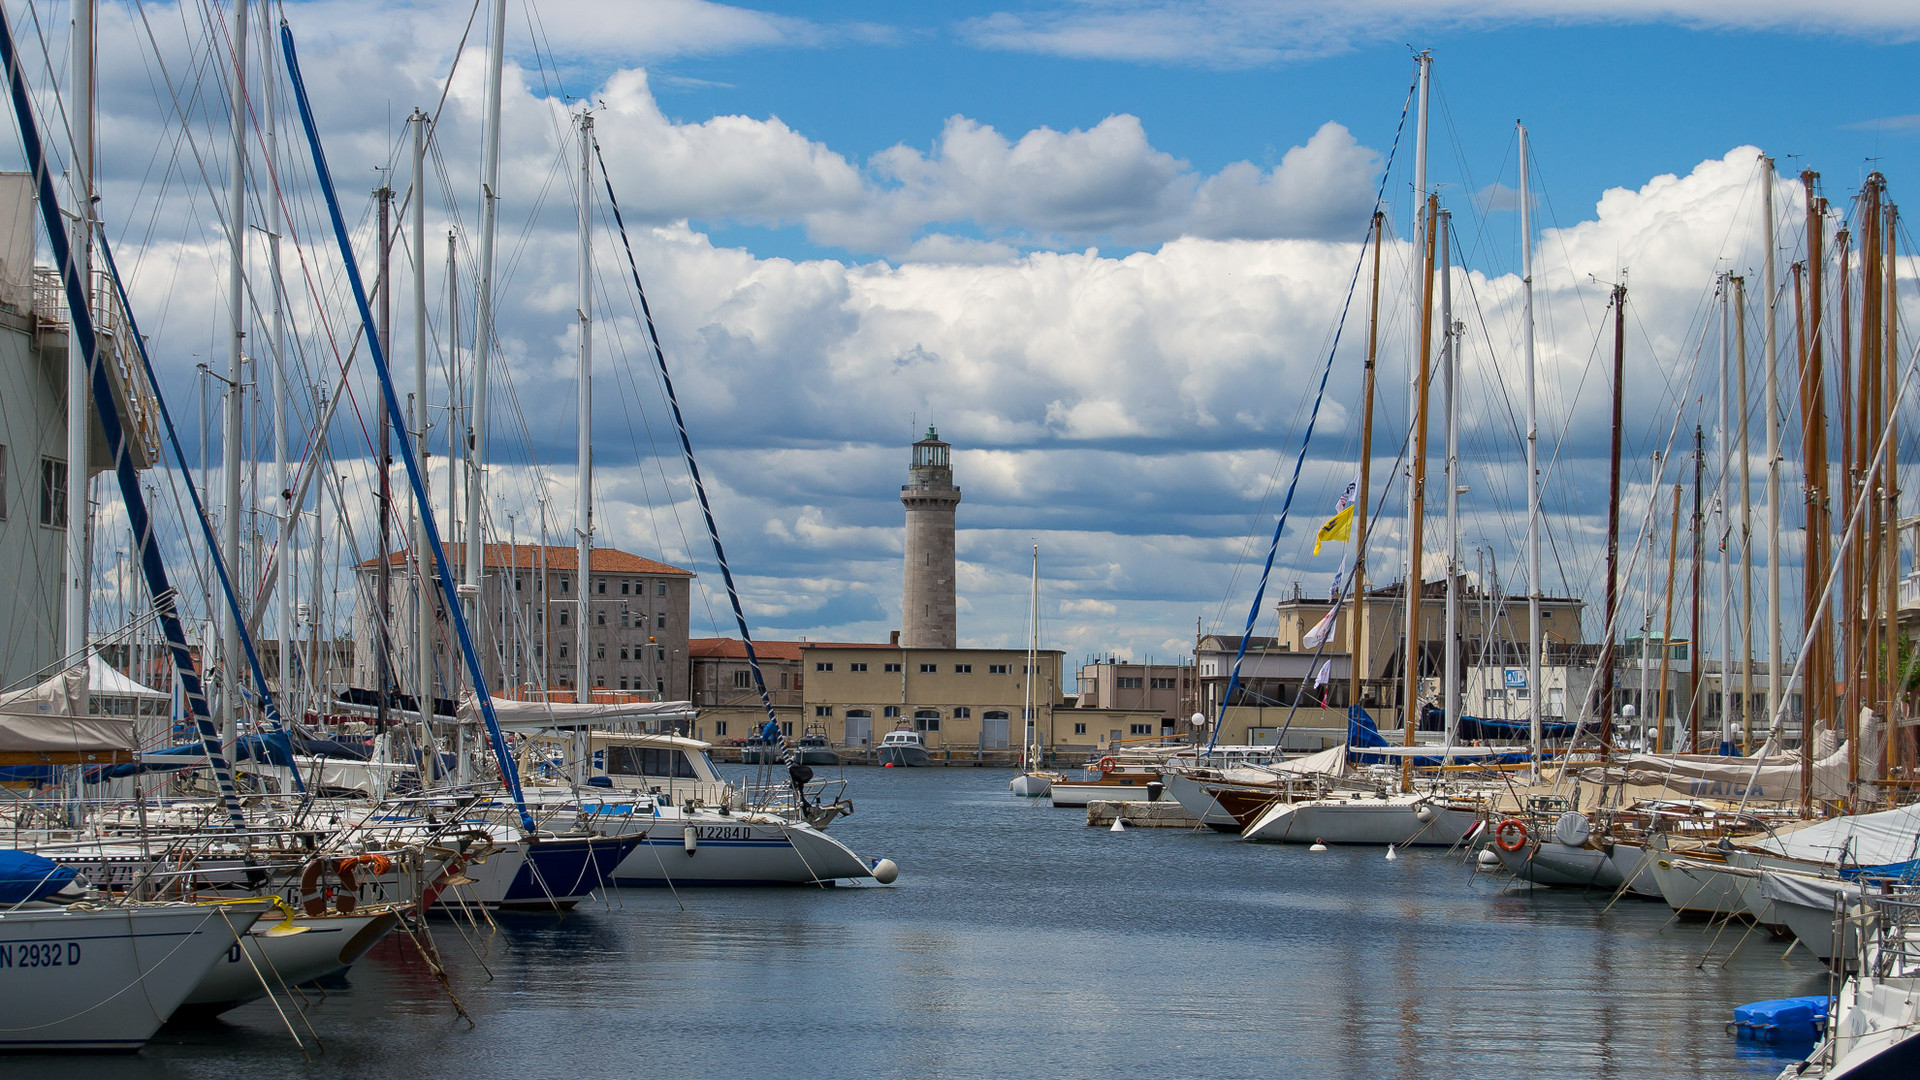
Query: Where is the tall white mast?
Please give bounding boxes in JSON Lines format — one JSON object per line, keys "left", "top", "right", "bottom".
{"left": 221, "top": 0, "right": 250, "bottom": 748}
{"left": 1406, "top": 52, "right": 1431, "bottom": 608}
{"left": 1728, "top": 270, "right": 1743, "bottom": 737}
{"left": 464, "top": 0, "right": 508, "bottom": 640}
{"left": 1025, "top": 544, "right": 1039, "bottom": 769}
{"left": 64, "top": 0, "right": 94, "bottom": 664}
{"left": 411, "top": 108, "right": 433, "bottom": 765}
{"left": 575, "top": 112, "right": 595, "bottom": 702}
{"left": 1519, "top": 122, "right": 1543, "bottom": 769}
{"left": 1762, "top": 158, "right": 1782, "bottom": 728}
{"left": 1440, "top": 208, "right": 1458, "bottom": 740}
{"left": 263, "top": 5, "right": 290, "bottom": 719}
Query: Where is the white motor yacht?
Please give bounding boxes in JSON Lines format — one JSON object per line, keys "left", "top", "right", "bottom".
{"left": 878, "top": 728, "right": 929, "bottom": 767}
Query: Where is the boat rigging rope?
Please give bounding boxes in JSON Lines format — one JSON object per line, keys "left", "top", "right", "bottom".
{"left": 588, "top": 134, "right": 786, "bottom": 760}
{"left": 1207, "top": 69, "right": 1416, "bottom": 754}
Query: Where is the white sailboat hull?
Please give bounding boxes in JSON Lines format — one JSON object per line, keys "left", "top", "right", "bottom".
{"left": 0, "top": 902, "right": 266, "bottom": 1050}
{"left": 181, "top": 908, "right": 401, "bottom": 1011}
{"left": 1241, "top": 795, "right": 1479, "bottom": 847}
{"left": 591, "top": 808, "right": 878, "bottom": 886}
{"left": 1009, "top": 773, "right": 1052, "bottom": 797}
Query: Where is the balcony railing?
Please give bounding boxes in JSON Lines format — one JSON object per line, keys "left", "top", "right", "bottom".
{"left": 32, "top": 266, "right": 161, "bottom": 469}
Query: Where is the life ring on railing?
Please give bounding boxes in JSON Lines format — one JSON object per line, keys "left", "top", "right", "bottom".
{"left": 1493, "top": 818, "right": 1530, "bottom": 853}
{"left": 300, "top": 853, "right": 393, "bottom": 916}
{"left": 1096, "top": 756, "right": 1117, "bottom": 774}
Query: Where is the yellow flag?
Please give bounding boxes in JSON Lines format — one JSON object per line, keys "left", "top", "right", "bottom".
{"left": 1313, "top": 503, "right": 1354, "bottom": 556}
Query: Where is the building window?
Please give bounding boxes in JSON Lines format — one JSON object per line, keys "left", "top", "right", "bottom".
{"left": 559, "top": 611, "right": 569, "bottom": 626}
{"left": 657, "top": 582, "right": 667, "bottom": 597}
{"left": 619, "top": 677, "right": 629, "bottom": 690}
{"left": 596, "top": 676, "right": 606, "bottom": 688}
{"left": 919, "top": 664, "right": 936, "bottom": 673}
{"left": 1024, "top": 665, "right": 1038, "bottom": 674}
{"left": 954, "top": 664, "right": 972, "bottom": 674}
{"left": 515, "top": 576, "right": 522, "bottom": 591}
{"left": 989, "top": 664, "right": 1008, "bottom": 674}
{"left": 850, "top": 662, "right": 867, "bottom": 672}
{"left": 619, "top": 611, "right": 630, "bottom": 628}
{"left": 733, "top": 670, "right": 751, "bottom": 688}
{"left": 1117, "top": 677, "right": 1142, "bottom": 689}
{"left": 657, "top": 613, "right": 668, "bottom": 629}
{"left": 596, "top": 644, "right": 606, "bottom": 659}
{"left": 559, "top": 643, "right": 569, "bottom": 658}
{"left": 781, "top": 721, "right": 793, "bottom": 737}
{"left": 816, "top": 662, "right": 833, "bottom": 672}
{"left": 714, "top": 720, "right": 727, "bottom": 737}
{"left": 1074, "top": 723, "right": 1087, "bottom": 735}
{"left": 621, "top": 581, "right": 630, "bottom": 595}
{"left": 620, "top": 647, "right": 629, "bottom": 661}
{"left": 534, "top": 644, "right": 543, "bottom": 658}
{"left": 953, "top": 707, "right": 970, "bottom": 719}
{"left": 560, "top": 577, "right": 570, "bottom": 593}
{"left": 914, "top": 710, "right": 941, "bottom": 732}
{"left": 1151, "top": 677, "right": 1177, "bottom": 690}
{"left": 657, "top": 647, "right": 665, "bottom": 662}
{"left": 884, "top": 706, "right": 901, "bottom": 718}
{"left": 39, "top": 457, "right": 66, "bottom": 528}
{"left": 596, "top": 579, "right": 606, "bottom": 594}
{"left": 815, "top": 705, "right": 833, "bottom": 717}
{"left": 884, "top": 663, "right": 902, "bottom": 673}
{"left": 1129, "top": 724, "right": 1152, "bottom": 735}
{"left": 597, "top": 611, "right": 607, "bottom": 626}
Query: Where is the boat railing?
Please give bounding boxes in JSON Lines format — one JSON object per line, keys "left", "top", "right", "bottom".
{"left": 738, "top": 777, "right": 849, "bottom": 814}
{"left": 1854, "top": 889, "right": 1920, "bottom": 979}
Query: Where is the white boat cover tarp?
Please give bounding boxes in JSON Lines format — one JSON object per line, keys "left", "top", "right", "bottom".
{"left": 1748, "top": 802, "right": 1920, "bottom": 868}
{"left": 1269, "top": 744, "right": 1349, "bottom": 777}
{"left": 0, "top": 665, "right": 136, "bottom": 756}
{"left": 460, "top": 692, "right": 698, "bottom": 731}
{"left": 86, "top": 655, "right": 169, "bottom": 700}
{"left": 1618, "top": 713, "right": 1882, "bottom": 803}
{"left": 1759, "top": 870, "right": 1861, "bottom": 913}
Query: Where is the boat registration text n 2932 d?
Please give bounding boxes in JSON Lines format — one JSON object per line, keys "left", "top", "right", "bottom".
{"left": 0, "top": 942, "right": 81, "bottom": 969}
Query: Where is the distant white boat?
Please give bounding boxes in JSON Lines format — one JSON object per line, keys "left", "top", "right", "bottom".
{"left": 1240, "top": 791, "right": 1480, "bottom": 847}
{"left": 879, "top": 728, "right": 929, "bottom": 767}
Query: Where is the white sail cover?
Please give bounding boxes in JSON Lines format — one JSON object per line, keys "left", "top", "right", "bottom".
{"left": 1748, "top": 802, "right": 1920, "bottom": 869}
{"left": 1760, "top": 870, "right": 1862, "bottom": 912}
{"left": 1269, "top": 744, "right": 1349, "bottom": 777}
{"left": 460, "top": 692, "right": 698, "bottom": 731}
{"left": 1617, "top": 713, "right": 1882, "bottom": 803}
{"left": 0, "top": 665, "right": 135, "bottom": 757}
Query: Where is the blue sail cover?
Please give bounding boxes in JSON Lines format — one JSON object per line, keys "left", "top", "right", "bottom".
{"left": 1347, "top": 707, "right": 1535, "bottom": 766}
{"left": 0, "top": 850, "right": 78, "bottom": 904}
{"left": 1421, "top": 704, "right": 1579, "bottom": 742}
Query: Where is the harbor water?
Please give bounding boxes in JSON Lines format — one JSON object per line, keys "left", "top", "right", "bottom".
{"left": 68, "top": 767, "right": 1823, "bottom": 1079}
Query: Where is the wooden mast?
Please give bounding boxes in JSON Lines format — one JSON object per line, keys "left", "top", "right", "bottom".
{"left": 1802, "top": 172, "right": 1831, "bottom": 807}
{"left": 1401, "top": 192, "right": 1439, "bottom": 793}
{"left": 1600, "top": 283, "right": 1627, "bottom": 755}
{"left": 1349, "top": 211, "right": 1384, "bottom": 714}
{"left": 1837, "top": 223, "right": 1857, "bottom": 789}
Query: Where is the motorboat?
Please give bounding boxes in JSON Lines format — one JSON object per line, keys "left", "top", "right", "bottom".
{"left": 1048, "top": 759, "right": 1163, "bottom": 808}
{"left": 579, "top": 795, "right": 897, "bottom": 886}
{"left": 878, "top": 728, "right": 929, "bottom": 767}
{"left": 1240, "top": 789, "right": 1483, "bottom": 847}
{"left": 795, "top": 729, "right": 841, "bottom": 766}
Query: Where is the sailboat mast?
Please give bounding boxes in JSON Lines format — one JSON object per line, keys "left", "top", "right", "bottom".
{"left": 1401, "top": 191, "right": 1438, "bottom": 792}
{"left": 412, "top": 108, "right": 433, "bottom": 765}
{"left": 1406, "top": 52, "right": 1430, "bottom": 638}
{"left": 1655, "top": 484, "right": 1681, "bottom": 753}
{"left": 464, "top": 0, "right": 508, "bottom": 637}
{"left": 63, "top": 0, "right": 93, "bottom": 665}
{"left": 1440, "top": 209, "right": 1458, "bottom": 741}
{"left": 1688, "top": 423, "right": 1701, "bottom": 752}
{"left": 1718, "top": 274, "right": 1733, "bottom": 750}
{"left": 1519, "top": 122, "right": 1543, "bottom": 770}
{"left": 1025, "top": 544, "right": 1038, "bottom": 770}
{"left": 575, "top": 111, "right": 595, "bottom": 702}
{"left": 1349, "top": 211, "right": 1383, "bottom": 713}
{"left": 1882, "top": 202, "right": 1900, "bottom": 778}
{"left": 1762, "top": 158, "right": 1783, "bottom": 732}
{"left": 263, "top": 7, "right": 293, "bottom": 721}
{"left": 376, "top": 182, "right": 393, "bottom": 737}
{"left": 221, "top": 0, "right": 250, "bottom": 749}
{"left": 1600, "top": 283, "right": 1626, "bottom": 756}
{"left": 1736, "top": 276, "right": 1752, "bottom": 749}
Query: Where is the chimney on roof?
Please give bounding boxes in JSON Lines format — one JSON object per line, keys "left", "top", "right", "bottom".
{"left": 889, "top": 630, "right": 900, "bottom": 647}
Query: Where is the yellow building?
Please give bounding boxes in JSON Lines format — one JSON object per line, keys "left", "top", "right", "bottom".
{"left": 800, "top": 644, "right": 1064, "bottom": 755}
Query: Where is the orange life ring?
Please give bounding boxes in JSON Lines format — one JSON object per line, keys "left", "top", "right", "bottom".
{"left": 1493, "top": 818, "right": 1530, "bottom": 853}
{"left": 1096, "top": 756, "right": 1117, "bottom": 774}
{"left": 300, "top": 853, "right": 393, "bottom": 916}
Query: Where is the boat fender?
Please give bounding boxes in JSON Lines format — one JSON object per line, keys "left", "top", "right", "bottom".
{"left": 1493, "top": 818, "right": 1530, "bottom": 853}
{"left": 1096, "top": 756, "right": 1117, "bottom": 774}
{"left": 869, "top": 858, "right": 899, "bottom": 885}
{"left": 684, "top": 829, "right": 698, "bottom": 855}
{"left": 1414, "top": 804, "right": 1434, "bottom": 823}
{"left": 1553, "top": 811, "right": 1591, "bottom": 848}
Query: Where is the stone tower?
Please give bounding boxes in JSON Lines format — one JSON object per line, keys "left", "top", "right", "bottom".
{"left": 900, "top": 426, "right": 961, "bottom": 648}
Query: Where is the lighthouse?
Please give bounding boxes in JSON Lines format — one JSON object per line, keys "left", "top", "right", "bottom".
{"left": 900, "top": 427, "right": 961, "bottom": 648}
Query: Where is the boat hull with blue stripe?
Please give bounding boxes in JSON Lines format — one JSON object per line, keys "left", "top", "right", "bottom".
{"left": 584, "top": 801, "right": 883, "bottom": 886}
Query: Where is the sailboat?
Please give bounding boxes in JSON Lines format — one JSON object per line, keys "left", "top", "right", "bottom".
{"left": 1011, "top": 545, "right": 1063, "bottom": 796}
